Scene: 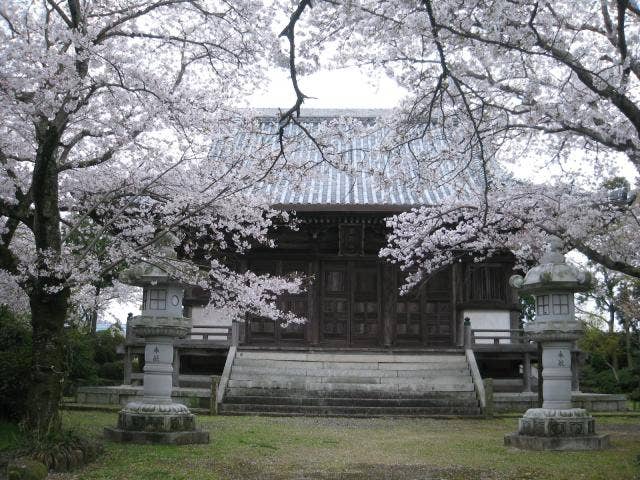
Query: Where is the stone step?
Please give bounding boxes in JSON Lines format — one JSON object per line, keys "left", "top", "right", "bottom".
{"left": 227, "top": 379, "right": 475, "bottom": 392}
{"left": 223, "top": 395, "right": 479, "bottom": 408}
{"left": 235, "top": 351, "right": 466, "bottom": 363}
{"left": 228, "top": 373, "right": 472, "bottom": 386}
{"left": 226, "top": 387, "right": 478, "bottom": 400}
{"left": 231, "top": 362, "right": 469, "bottom": 377}
{"left": 219, "top": 403, "right": 481, "bottom": 416}
{"left": 233, "top": 359, "right": 468, "bottom": 371}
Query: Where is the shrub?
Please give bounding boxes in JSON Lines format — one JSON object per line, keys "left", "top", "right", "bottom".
{"left": 63, "top": 329, "right": 98, "bottom": 395}
{"left": 16, "top": 430, "right": 102, "bottom": 472}
{"left": 580, "top": 365, "right": 638, "bottom": 394}
{"left": 0, "top": 307, "right": 32, "bottom": 421}
{"left": 7, "top": 458, "right": 48, "bottom": 480}
{"left": 97, "top": 361, "right": 123, "bottom": 382}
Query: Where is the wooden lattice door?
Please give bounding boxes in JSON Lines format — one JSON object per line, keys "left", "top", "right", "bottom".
{"left": 321, "top": 262, "right": 350, "bottom": 343}
{"left": 351, "top": 265, "right": 381, "bottom": 345}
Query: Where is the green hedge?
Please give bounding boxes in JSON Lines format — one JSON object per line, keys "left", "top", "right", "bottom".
{"left": 0, "top": 307, "right": 33, "bottom": 421}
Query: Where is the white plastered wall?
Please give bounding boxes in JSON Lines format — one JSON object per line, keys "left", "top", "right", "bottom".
{"left": 464, "top": 309, "right": 511, "bottom": 344}
{"left": 189, "top": 305, "right": 233, "bottom": 340}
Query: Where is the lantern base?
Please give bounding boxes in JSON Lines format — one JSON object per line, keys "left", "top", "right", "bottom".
{"left": 504, "top": 433, "right": 609, "bottom": 451}
{"left": 504, "top": 408, "right": 609, "bottom": 451}
{"left": 104, "top": 427, "right": 209, "bottom": 445}
{"left": 104, "top": 401, "right": 209, "bottom": 445}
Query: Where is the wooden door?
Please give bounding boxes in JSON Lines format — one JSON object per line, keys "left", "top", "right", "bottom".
{"left": 277, "top": 261, "right": 307, "bottom": 342}
{"left": 351, "top": 265, "right": 381, "bottom": 345}
{"left": 321, "top": 262, "right": 350, "bottom": 343}
{"left": 423, "top": 269, "right": 453, "bottom": 346}
{"left": 320, "top": 261, "right": 381, "bottom": 346}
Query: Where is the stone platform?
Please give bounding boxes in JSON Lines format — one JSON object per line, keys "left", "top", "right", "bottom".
{"left": 494, "top": 392, "right": 627, "bottom": 413}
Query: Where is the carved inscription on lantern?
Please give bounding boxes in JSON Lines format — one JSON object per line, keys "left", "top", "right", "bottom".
{"left": 152, "top": 346, "right": 160, "bottom": 363}
{"left": 339, "top": 224, "right": 364, "bottom": 256}
{"left": 557, "top": 350, "right": 566, "bottom": 367}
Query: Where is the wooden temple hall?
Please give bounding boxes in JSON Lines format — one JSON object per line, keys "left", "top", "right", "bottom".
{"left": 120, "top": 110, "right": 570, "bottom": 416}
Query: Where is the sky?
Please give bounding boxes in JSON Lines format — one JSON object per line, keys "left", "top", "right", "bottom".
{"left": 245, "top": 67, "right": 406, "bottom": 109}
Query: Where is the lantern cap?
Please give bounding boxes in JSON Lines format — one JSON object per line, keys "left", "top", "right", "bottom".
{"left": 509, "top": 236, "right": 591, "bottom": 295}
{"left": 121, "top": 233, "right": 192, "bottom": 287}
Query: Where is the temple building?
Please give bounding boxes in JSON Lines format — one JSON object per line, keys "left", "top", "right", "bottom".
{"left": 117, "top": 110, "right": 586, "bottom": 416}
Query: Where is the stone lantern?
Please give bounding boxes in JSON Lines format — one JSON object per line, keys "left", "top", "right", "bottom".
{"left": 504, "top": 236, "right": 609, "bottom": 450}
{"left": 104, "top": 241, "right": 209, "bottom": 444}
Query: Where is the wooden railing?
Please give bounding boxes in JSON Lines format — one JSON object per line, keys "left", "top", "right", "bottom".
{"left": 125, "top": 320, "right": 238, "bottom": 346}
{"left": 189, "top": 325, "right": 233, "bottom": 342}
{"left": 470, "top": 328, "right": 529, "bottom": 345}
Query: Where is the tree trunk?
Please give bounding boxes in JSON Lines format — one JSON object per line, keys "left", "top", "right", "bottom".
{"left": 22, "top": 118, "right": 69, "bottom": 437}
{"left": 608, "top": 305, "right": 615, "bottom": 334}
{"left": 624, "top": 317, "right": 634, "bottom": 368}
{"left": 24, "top": 289, "right": 69, "bottom": 437}
{"left": 90, "top": 285, "right": 100, "bottom": 335}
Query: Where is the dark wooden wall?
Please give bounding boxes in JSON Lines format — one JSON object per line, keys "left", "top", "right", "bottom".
{"left": 221, "top": 212, "right": 519, "bottom": 349}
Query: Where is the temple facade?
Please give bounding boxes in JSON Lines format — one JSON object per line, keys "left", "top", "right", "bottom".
{"left": 185, "top": 211, "right": 519, "bottom": 350}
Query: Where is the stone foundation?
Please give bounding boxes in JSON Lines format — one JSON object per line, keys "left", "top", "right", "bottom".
{"left": 494, "top": 392, "right": 627, "bottom": 413}
{"left": 504, "top": 433, "right": 610, "bottom": 451}
{"left": 104, "top": 402, "right": 209, "bottom": 445}
{"left": 505, "top": 408, "right": 610, "bottom": 451}
{"left": 104, "top": 427, "right": 209, "bottom": 445}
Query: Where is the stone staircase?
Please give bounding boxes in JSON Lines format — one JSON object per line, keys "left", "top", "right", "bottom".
{"left": 220, "top": 350, "right": 482, "bottom": 417}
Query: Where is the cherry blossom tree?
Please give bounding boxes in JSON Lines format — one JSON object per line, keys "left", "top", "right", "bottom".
{"left": 276, "top": 0, "right": 640, "bottom": 285}
{"left": 0, "top": 0, "right": 304, "bottom": 437}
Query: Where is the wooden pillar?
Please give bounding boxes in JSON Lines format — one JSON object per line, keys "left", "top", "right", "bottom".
{"left": 238, "top": 259, "right": 249, "bottom": 345}
{"left": 451, "top": 264, "right": 458, "bottom": 346}
{"left": 452, "top": 263, "right": 464, "bottom": 346}
{"left": 523, "top": 352, "right": 532, "bottom": 392}
{"left": 381, "top": 263, "right": 396, "bottom": 347}
{"left": 309, "top": 259, "right": 321, "bottom": 345}
{"left": 231, "top": 320, "right": 240, "bottom": 346}
{"left": 463, "top": 317, "right": 472, "bottom": 349}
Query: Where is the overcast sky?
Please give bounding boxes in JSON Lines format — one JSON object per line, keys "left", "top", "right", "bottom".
{"left": 245, "top": 67, "right": 406, "bottom": 109}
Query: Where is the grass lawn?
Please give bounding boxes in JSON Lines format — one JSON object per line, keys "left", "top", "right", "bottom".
{"left": 3, "top": 412, "right": 640, "bottom": 479}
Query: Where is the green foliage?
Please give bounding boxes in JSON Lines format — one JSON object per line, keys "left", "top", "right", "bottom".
{"left": 0, "top": 307, "right": 33, "bottom": 421}
{"left": 15, "top": 429, "right": 102, "bottom": 472}
{"left": 580, "top": 366, "right": 637, "bottom": 394}
{"left": 579, "top": 325, "right": 640, "bottom": 394}
{"left": 97, "top": 361, "right": 124, "bottom": 383}
{"left": 7, "top": 458, "right": 48, "bottom": 480}
{"left": 93, "top": 326, "right": 124, "bottom": 364}
{"left": 62, "top": 326, "right": 126, "bottom": 394}
{"left": 519, "top": 294, "right": 536, "bottom": 324}
{"left": 63, "top": 329, "right": 98, "bottom": 394}
{"left": 579, "top": 327, "right": 623, "bottom": 368}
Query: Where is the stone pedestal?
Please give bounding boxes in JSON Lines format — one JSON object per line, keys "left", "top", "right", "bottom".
{"left": 105, "top": 317, "right": 209, "bottom": 445}
{"left": 504, "top": 408, "right": 609, "bottom": 450}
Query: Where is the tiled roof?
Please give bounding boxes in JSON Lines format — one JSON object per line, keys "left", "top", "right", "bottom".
{"left": 211, "top": 109, "right": 477, "bottom": 211}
